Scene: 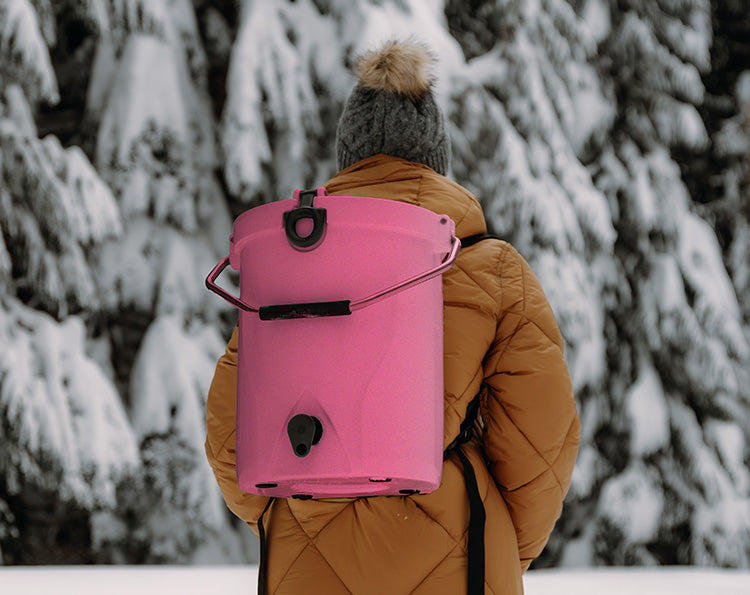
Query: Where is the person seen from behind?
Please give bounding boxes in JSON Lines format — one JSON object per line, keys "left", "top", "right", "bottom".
{"left": 205, "top": 37, "right": 580, "bottom": 594}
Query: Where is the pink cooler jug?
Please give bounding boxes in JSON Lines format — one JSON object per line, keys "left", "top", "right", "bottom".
{"left": 206, "top": 187, "right": 459, "bottom": 498}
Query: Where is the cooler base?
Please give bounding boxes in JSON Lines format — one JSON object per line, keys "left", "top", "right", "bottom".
{"left": 240, "top": 475, "right": 440, "bottom": 499}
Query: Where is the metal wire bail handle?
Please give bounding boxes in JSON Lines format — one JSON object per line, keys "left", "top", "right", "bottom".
{"left": 349, "top": 234, "right": 460, "bottom": 312}
{"left": 204, "top": 256, "right": 253, "bottom": 311}
{"left": 205, "top": 234, "right": 461, "bottom": 316}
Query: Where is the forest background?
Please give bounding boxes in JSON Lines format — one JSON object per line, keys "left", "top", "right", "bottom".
{"left": 0, "top": 0, "right": 748, "bottom": 570}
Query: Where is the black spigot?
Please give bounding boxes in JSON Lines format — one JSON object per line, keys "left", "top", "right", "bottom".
{"left": 287, "top": 414, "right": 323, "bottom": 458}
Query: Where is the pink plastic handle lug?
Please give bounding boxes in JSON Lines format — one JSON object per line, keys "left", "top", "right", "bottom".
{"left": 205, "top": 256, "right": 258, "bottom": 313}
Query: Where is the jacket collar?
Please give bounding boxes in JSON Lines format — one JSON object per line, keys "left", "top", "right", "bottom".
{"left": 325, "top": 154, "right": 487, "bottom": 239}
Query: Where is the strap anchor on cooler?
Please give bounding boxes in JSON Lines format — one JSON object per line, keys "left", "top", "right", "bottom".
{"left": 283, "top": 188, "right": 328, "bottom": 250}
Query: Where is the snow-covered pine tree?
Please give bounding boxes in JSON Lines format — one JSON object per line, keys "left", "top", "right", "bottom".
{"left": 679, "top": 0, "right": 750, "bottom": 325}
{"left": 445, "top": 0, "right": 619, "bottom": 565}
{"left": 0, "top": 0, "right": 137, "bottom": 563}
{"left": 75, "top": 0, "right": 245, "bottom": 563}
{"left": 219, "top": 0, "right": 353, "bottom": 208}
{"left": 446, "top": 0, "right": 616, "bottom": 397}
{"left": 721, "top": 69, "right": 750, "bottom": 319}
{"left": 586, "top": 0, "right": 750, "bottom": 568}
{"left": 0, "top": 0, "right": 244, "bottom": 564}
{"left": 446, "top": 0, "right": 750, "bottom": 568}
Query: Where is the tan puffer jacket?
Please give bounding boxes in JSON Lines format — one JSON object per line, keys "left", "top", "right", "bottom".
{"left": 205, "top": 154, "right": 580, "bottom": 594}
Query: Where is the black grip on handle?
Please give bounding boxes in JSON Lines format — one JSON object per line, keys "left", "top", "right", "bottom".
{"left": 259, "top": 300, "right": 352, "bottom": 320}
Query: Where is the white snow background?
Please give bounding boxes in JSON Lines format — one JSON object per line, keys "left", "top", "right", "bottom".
{"left": 1, "top": 566, "right": 749, "bottom": 595}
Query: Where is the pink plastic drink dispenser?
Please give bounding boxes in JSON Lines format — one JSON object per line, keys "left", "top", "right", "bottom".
{"left": 206, "top": 187, "right": 459, "bottom": 498}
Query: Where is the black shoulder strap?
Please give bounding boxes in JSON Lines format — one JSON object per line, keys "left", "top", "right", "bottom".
{"left": 444, "top": 393, "right": 481, "bottom": 458}
{"left": 455, "top": 447, "right": 486, "bottom": 594}
{"left": 443, "top": 231, "right": 496, "bottom": 591}
{"left": 460, "top": 233, "right": 501, "bottom": 248}
{"left": 444, "top": 393, "right": 485, "bottom": 594}
{"left": 257, "top": 497, "right": 274, "bottom": 595}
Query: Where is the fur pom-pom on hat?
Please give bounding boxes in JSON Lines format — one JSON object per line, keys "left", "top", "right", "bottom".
{"left": 335, "top": 38, "right": 451, "bottom": 175}
{"left": 355, "top": 39, "right": 435, "bottom": 101}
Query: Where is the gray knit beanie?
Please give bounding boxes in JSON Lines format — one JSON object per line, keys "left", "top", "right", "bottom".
{"left": 335, "top": 39, "right": 451, "bottom": 175}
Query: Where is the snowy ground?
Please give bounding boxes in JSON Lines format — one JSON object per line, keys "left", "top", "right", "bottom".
{"left": 1, "top": 566, "right": 749, "bottom": 594}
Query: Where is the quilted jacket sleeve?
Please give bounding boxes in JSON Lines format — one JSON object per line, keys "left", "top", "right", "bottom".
{"left": 205, "top": 326, "right": 269, "bottom": 535}
{"left": 481, "top": 243, "right": 580, "bottom": 572}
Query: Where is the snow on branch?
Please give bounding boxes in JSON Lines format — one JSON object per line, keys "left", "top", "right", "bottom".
{"left": 637, "top": 149, "right": 749, "bottom": 365}
{"left": 0, "top": 120, "right": 75, "bottom": 246}
{"left": 129, "top": 315, "right": 224, "bottom": 444}
{"left": 91, "top": 0, "right": 222, "bottom": 233}
{"left": 599, "top": 464, "right": 664, "bottom": 545}
{"left": 221, "top": 0, "right": 322, "bottom": 200}
{"left": 125, "top": 314, "right": 228, "bottom": 538}
{"left": 0, "top": 298, "right": 139, "bottom": 508}
{"left": 40, "top": 135, "right": 123, "bottom": 245}
{"left": 0, "top": 116, "right": 121, "bottom": 315}
{"left": 0, "top": 224, "right": 10, "bottom": 284}
{"left": 611, "top": 12, "right": 706, "bottom": 106}
{"left": 541, "top": 0, "right": 597, "bottom": 59}
{"left": 80, "top": 0, "right": 168, "bottom": 49}
{"left": 678, "top": 214, "right": 749, "bottom": 361}
{"left": 94, "top": 34, "right": 201, "bottom": 230}
{"left": 96, "top": 35, "right": 189, "bottom": 171}
{"left": 93, "top": 219, "right": 222, "bottom": 317}
{"left": 655, "top": 11, "right": 711, "bottom": 72}
{"left": 533, "top": 250, "right": 608, "bottom": 390}
{"left": 0, "top": 0, "right": 59, "bottom": 104}
{"left": 668, "top": 399, "right": 750, "bottom": 567}
{"left": 651, "top": 95, "right": 709, "bottom": 150}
